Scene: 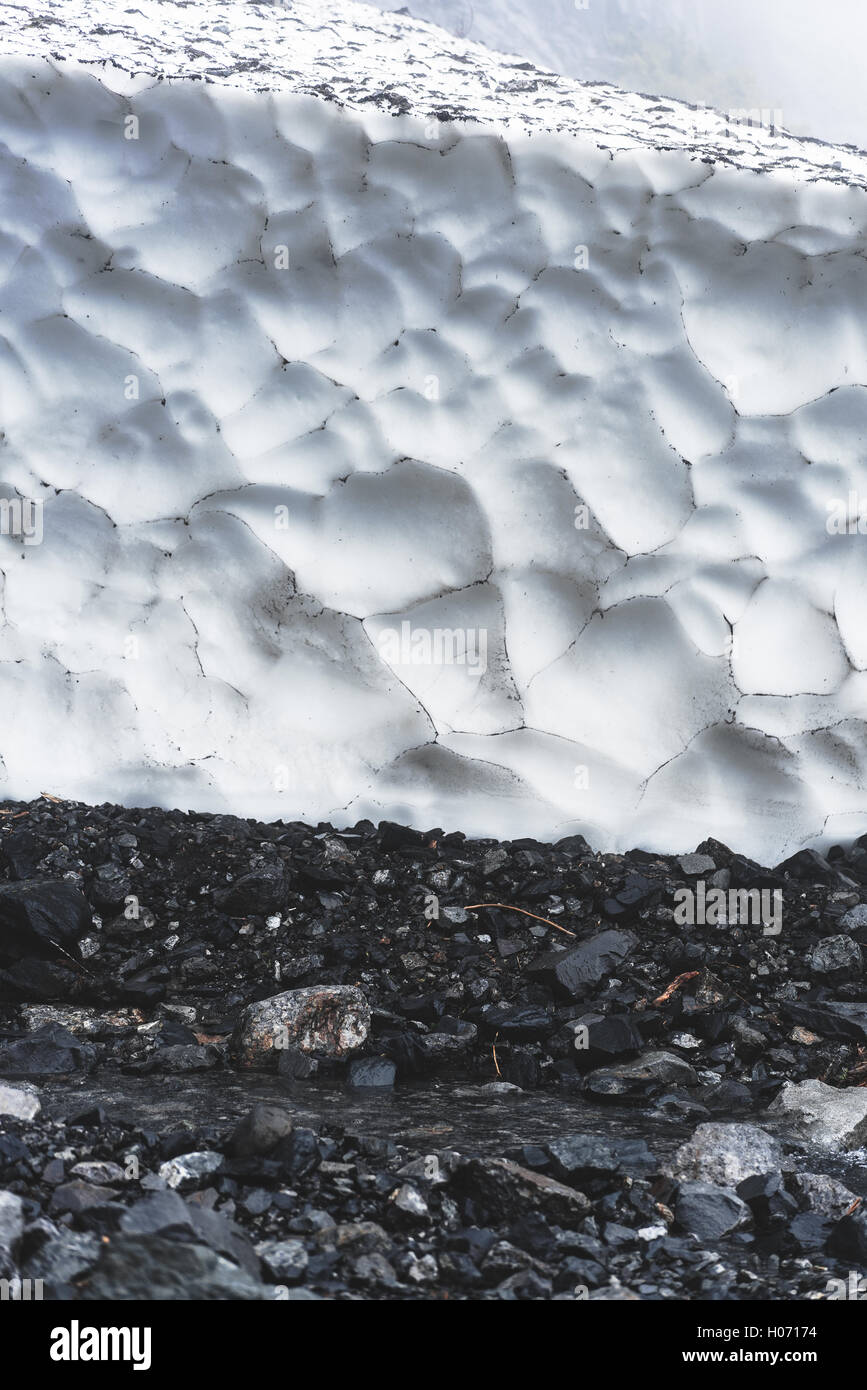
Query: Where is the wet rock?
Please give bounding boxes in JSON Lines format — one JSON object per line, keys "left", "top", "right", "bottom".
{"left": 547, "top": 1135, "right": 657, "bottom": 1183}
{"left": 586, "top": 1050, "right": 698, "bottom": 1097}
{"left": 675, "top": 1182, "right": 751, "bottom": 1241}
{"left": 277, "top": 1044, "right": 318, "bottom": 1082}
{"left": 419, "top": 1020, "right": 477, "bottom": 1059}
{"left": 529, "top": 930, "right": 638, "bottom": 999}
{"left": 78, "top": 1234, "right": 273, "bottom": 1300}
{"left": 0, "top": 1080, "right": 40, "bottom": 1121}
{"left": 768, "top": 1078, "right": 867, "bottom": 1149}
{"left": 228, "top": 1103, "right": 294, "bottom": 1158}
{"left": 455, "top": 1157, "right": 590, "bottom": 1225}
{"left": 347, "top": 1057, "right": 396, "bottom": 1089}
{"left": 150, "top": 1044, "right": 222, "bottom": 1073}
{"left": 667, "top": 1123, "right": 783, "bottom": 1185}
{"left": 234, "top": 986, "right": 371, "bottom": 1064}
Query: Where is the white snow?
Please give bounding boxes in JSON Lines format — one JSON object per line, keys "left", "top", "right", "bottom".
{"left": 0, "top": 0, "right": 866, "bottom": 860}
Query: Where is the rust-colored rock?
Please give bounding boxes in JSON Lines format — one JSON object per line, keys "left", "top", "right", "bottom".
{"left": 234, "top": 985, "right": 370, "bottom": 1066}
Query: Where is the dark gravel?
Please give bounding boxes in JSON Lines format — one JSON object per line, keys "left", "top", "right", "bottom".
{"left": 2, "top": 796, "right": 867, "bottom": 1300}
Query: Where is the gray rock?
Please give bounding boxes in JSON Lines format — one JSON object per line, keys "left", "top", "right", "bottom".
{"left": 483, "top": 847, "right": 509, "bottom": 875}
{"left": 49, "top": 1181, "right": 121, "bottom": 1215}
{"left": 791, "top": 1172, "right": 859, "bottom": 1219}
{"left": 0, "top": 1190, "right": 24, "bottom": 1274}
{"left": 70, "top": 1160, "right": 126, "bottom": 1185}
{"left": 0, "top": 1080, "right": 40, "bottom": 1121}
{"left": 675, "top": 1181, "right": 751, "bottom": 1240}
{"left": 391, "top": 1183, "right": 429, "bottom": 1219}
{"left": 679, "top": 853, "right": 717, "bottom": 876}
{"left": 0, "top": 1025, "right": 96, "bottom": 1077}
{"left": 841, "top": 904, "right": 867, "bottom": 931}
{"left": 547, "top": 1134, "right": 658, "bottom": 1182}
{"left": 667, "top": 1122, "right": 783, "bottom": 1185}
{"left": 120, "top": 1191, "right": 193, "bottom": 1237}
{"left": 586, "top": 1050, "right": 698, "bottom": 1096}
{"left": 256, "top": 1238, "right": 308, "bottom": 1283}
{"left": 23, "top": 1229, "right": 101, "bottom": 1287}
{"left": 768, "top": 1078, "right": 867, "bottom": 1149}
{"left": 185, "top": 1203, "right": 261, "bottom": 1277}
{"left": 158, "top": 1151, "right": 224, "bottom": 1189}
{"left": 347, "top": 1057, "right": 396, "bottom": 1088}
{"left": 806, "top": 934, "right": 863, "bottom": 974}
{"left": 234, "top": 985, "right": 370, "bottom": 1064}
{"left": 419, "top": 1022, "right": 477, "bottom": 1058}
{"left": 79, "top": 1234, "right": 274, "bottom": 1300}
{"left": 228, "top": 1102, "right": 294, "bottom": 1157}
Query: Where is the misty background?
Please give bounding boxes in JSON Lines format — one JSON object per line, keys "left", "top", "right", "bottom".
{"left": 367, "top": 0, "right": 866, "bottom": 150}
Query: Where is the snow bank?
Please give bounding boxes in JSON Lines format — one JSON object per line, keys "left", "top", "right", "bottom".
{"left": 0, "top": 0, "right": 866, "bottom": 859}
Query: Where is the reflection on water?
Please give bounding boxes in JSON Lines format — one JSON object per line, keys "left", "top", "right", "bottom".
{"left": 38, "top": 1070, "right": 867, "bottom": 1196}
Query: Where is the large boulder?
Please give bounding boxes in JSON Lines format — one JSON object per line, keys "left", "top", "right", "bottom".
{"left": 667, "top": 1122, "right": 783, "bottom": 1185}
{"left": 768, "top": 1078, "right": 867, "bottom": 1149}
{"left": 234, "top": 986, "right": 371, "bottom": 1065}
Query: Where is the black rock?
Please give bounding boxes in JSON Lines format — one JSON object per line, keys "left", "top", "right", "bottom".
{"left": 0, "top": 1025, "right": 97, "bottom": 1077}
{"left": 529, "top": 930, "right": 638, "bottom": 1000}
{"left": 119, "top": 1191, "right": 194, "bottom": 1237}
{"left": 789, "top": 1211, "right": 835, "bottom": 1252}
{"left": 216, "top": 865, "right": 287, "bottom": 916}
{"left": 547, "top": 1135, "right": 657, "bottom": 1183}
{"left": 0, "top": 958, "right": 81, "bottom": 1000}
{"left": 275, "top": 1127, "right": 320, "bottom": 1178}
{"left": 0, "top": 880, "right": 91, "bottom": 960}
{"left": 602, "top": 875, "right": 661, "bottom": 918}
{"left": 827, "top": 1208, "right": 867, "bottom": 1262}
{"left": 478, "top": 1004, "right": 556, "bottom": 1041}
{"left": 583, "top": 1014, "right": 644, "bottom": 1058}
{"left": 228, "top": 1103, "right": 294, "bottom": 1158}
{"left": 675, "top": 1182, "right": 751, "bottom": 1241}
{"left": 0, "top": 830, "right": 42, "bottom": 880}
{"left": 347, "top": 1057, "right": 397, "bottom": 1089}
{"left": 78, "top": 1234, "right": 272, "bottom": 1300}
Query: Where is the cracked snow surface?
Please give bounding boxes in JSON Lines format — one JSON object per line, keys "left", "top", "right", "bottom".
{"left": 0, "top": 0, "right": 866, "bottom": 859}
